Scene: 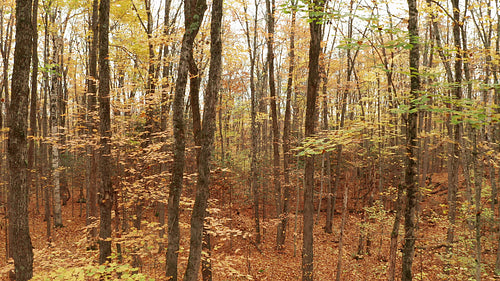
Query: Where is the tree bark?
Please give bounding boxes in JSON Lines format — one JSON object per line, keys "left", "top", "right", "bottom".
{"left": 183, "top": 0, "right": 222, "bottom": 279}
{"left": 158, "top": 0, "right": 174, "bottom": 251}
{"left": 277, "top": 1, "right": 295, "bottom": 249}
{"left": 50, "top": 27, "right": 62, "bottom": 228}
{"left": 7, "top": 0, "right": 34, "bottom": 278}
{"left": 85, "top": 0, "right": 99, "bottom": 244}
{"left": 27, "top": 0, "right": 38, "bottom": 216}
{"left": 42, "top": 8, "right": 51, "bottom": 244}
{"left": 447, "top": 0, "right": 463, "bottom": 249}
{"left": 243, "top": 0, "right": 261, "bottom": 245}
{"left": 143, "top": 0, "right": 156, "bottom": 146}
{"left": 472, "top": 131, "right": 483, "bottom": 281}
{"left": 402, "top": 0, "right": 420, "bottom": 279}
{"left": 265, "top": 0, "right": 281, "bottom": 230}
{"left": 302, "top": 1, "right": 324, "bottom": 280}
{"left": 166, "top": 0, "right": 206, "bottom": 279}
{"left": 98, "top": 0, "right": 112, "bottom": 264}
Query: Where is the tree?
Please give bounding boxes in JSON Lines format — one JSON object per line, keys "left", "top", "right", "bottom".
{"left": 401, "top": 0, "right": 420, "bottom": 279}
{"left": 447, "top": 0, "right": 463, "bottom": 251}
{"left": 277, "top": 0, "right": 296, "bottom": 249}
{"left": 41, "top": 1, "right": 51, "bottom": 244}
{"left": 27, "top": 0, "right": 39, "bottom": 217}
{"left": 265, "top": 0, "right": 281, "bottom": 239}
{"left": 7, "top": 0, "right": 34, "bottom": 279}
{"left": 302, "top": 0, "right": 324, "bottom": 280}
{"left": 183, "top": 0, "right": 222, "bottom": 279}
{"left": 86, "top": 0, "right": 99, "bottom": 244}
{"left": 50, "top": 15, "right": 62, "bottom": 227}
{"left": 165, "top": 0, "right": 206, "bottom": 279}
{"left": 242, "top": 0, "right": 261, "bottom": 245}
{"left": 98, "top": 0, "right": 112, "bottom": 264}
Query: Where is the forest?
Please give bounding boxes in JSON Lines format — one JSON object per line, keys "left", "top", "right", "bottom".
{"left": 1, "top": 0, "right": 500, "bottom": 280}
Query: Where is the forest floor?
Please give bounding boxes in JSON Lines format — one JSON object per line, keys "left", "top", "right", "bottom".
{"left": 0, "top": 172, "right": 498, "bottom": 280}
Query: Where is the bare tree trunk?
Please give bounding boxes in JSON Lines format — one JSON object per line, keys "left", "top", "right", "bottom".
{"left": 243, "top": 0, "right": 261, "bottom": 245}
{"left": 183, "top": 1, "right": 221, "bottom": 280}
{"left": 98, "top": 0, "right": 112, "bottom": 264}
{"left": 302, "top": 1, "right": 324, "bottom": 279}
{"left": 277, "top": 0, "right": 296, "bottom": 249}
{"left": 323, "top": 68, "right": 334, "bottom": 233}
{"left": 158, "top": 0, "right": 173, "bottom": 252}
{"left": 0, "top": 6, "right": 14, "bottom": 260}
{"left": 166, "top": 0, "right": 206, "bottom": 279}
{"left": 472, "top": 130, "right": 483, "bottom": 281}
{"left": 42, "top": 8, "right": 51, "bottom": 243}
{"left": 402, "top": 0, "right": 420, "bottom": 279}
{"left": 143, "top": 0, "right": 156, "bottom": 145}
{"left": 7, "top": 0, "right": 34, "bottom": 278}
{"left": 28, "top": 0, "right": 39, "bottom": 216}
{"left": 85, "top": 0, "right": 99, "bottom": 245}
{"left": 265, "top": 0, "right": 281, "bottom": 230}
{"left": 50, "top": 30, "right": 62, "bottom": 228}
{"left": 494, "top": 3, "right": 500, "bottom": 273}
{"left": 447, "top": 0, "right": 463, "bottom": 250}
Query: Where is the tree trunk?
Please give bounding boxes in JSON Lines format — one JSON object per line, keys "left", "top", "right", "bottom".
{"left": 7, "top": 0, "right": 34, "bottom": 278}
{"left": 472, "top": 130, "right": 483, "bottom": 281}
{"left": 98, "top": 0, "right": 112, "bottom": 264}
{"left": 277, "top": 0, "right": 295, "bottom": 249}
{"left": 302, "top": 1, "right": 324, "bottom": 280}
{"left": 50, "top": 29, "right": 62, "bottom": 228}
{"left": 402, "top": 0, "right": 420, "bottom": 279}
{"left": 166, "top": 0, "right": 206, "bottom": 279}
{"left": 447, "top": 0, "right": 463, "bottom": 250}
{"left": 265, "top": 0, "right": 281, "bottom": 229}
{"left": 85, "top": 0, "right": 99, "bottom": 244}
{"left": 28, "top": 0, "right": 39, "bottom": 216}
{"left": 158, "top": 0, "right": 173, "bottom": 252}
{"left": 183, "top": 0, "right": 221, "bottom": 279}
{"left": 243, "top": 0, "right": 261, "bottom": 245}
{"left": 144, "top": 0, "right": 156, "bottom": 146}
{"left": 42, "top": 8, "right": 51, "bottom": 243}
{"left": 494, "top": 5, "right": 500, "bottom": 274}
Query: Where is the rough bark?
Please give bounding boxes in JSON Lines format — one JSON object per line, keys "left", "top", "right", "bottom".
{"left": 183, "top": 0, "right": 222, "bottom": 279}
{"left": 7, "top": 0, "right": 34, "bottom": 278}
{"left": 277, "top": 1, "right": 295, "bottom": 249}
{"left": 166, "top": 0, "right": 206, "bottom": 279}
{"left": 302, "top": 0, "right": 324, "bottom": 279}
{"left": 50, "top": 29, "right": 62, "bottom": 228}
{"left": 243, "top": 0, "right": 261, "bottom": 245}
{"left": 402, "top": 0, "right": 420, "bottom": 279}
{"left": 85, "top": 0, "right": 99, "bottom": 244}
{"left": 472, "top": 131, "right": 483, "bottom": 281}
{"left": 158, "top": 0, "right": 173, "bottom": 251}
{"left": 42, "top": 8, "right": 51, "bottom": 243}
{"left": 98, "top": 0, "right": 112, "bottom": 264}
{"left": 265, "top": 0, "right": 281, "bottom": 229}
{"left": 0, "top": 5, "right": 14, "bottom": 110}
{"left": 447, "top": 0, "right": 463, "bottom": 249}
{"left": 495, "top": 3, "right": 500, "bottom": 274}
{"left": 144, "top": 0, "right": 156, "bottom": 145}
{"left": 27, "top": 0, "right": 38, "bottom": 216}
